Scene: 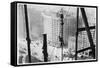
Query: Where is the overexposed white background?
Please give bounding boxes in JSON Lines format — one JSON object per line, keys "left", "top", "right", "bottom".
{"left": 0, "top": 0, "right": 99, "bottom": 68}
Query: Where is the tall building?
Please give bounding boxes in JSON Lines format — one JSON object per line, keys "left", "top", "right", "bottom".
{"left": 41, "top": 11, "right": 61, "bottom": 47}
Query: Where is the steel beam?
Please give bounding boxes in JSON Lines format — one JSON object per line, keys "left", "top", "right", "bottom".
{"left": 24, "top": 4, "right": 32, "bottom": 63}
{"left": 77, "top": 46, "right": 95, "bottom": 53}
{"left": 80, "top": 8, "right": 95, "bottom": 59}
{"left": 78, "top": 26, "right": 95, "bottom": 32}
{"left": 75, "top": 8, "right": 79, "bottom": 60}
{"left": 42, "top": 34, "right": 48, "bottom": 62}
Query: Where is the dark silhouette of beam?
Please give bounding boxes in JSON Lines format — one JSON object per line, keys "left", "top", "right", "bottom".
{"left": 42, "top": 34, "right": 48, "bottom": 62}
{"left": 80, "top": 8, "right": 95, "bottom": 59}
{"left": 77, "top": 46, "right": 95, "bottom": 53}
{"left": 75, "top": 8, "right": 79, "bottom": 60}
{"left": 24, "top": 4, "right": 31, "bottom": 63}
{"left": 78, "top": 26, "right": 95, "bottom": 32}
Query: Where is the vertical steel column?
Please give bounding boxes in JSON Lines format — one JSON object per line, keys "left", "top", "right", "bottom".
{"left": 24, "top": 4, "right": 31, "bottom": 63}
{"left": 42, "top": 34, "right": 48, "bottom": 62}
{"left": 59, "top": 8, "right": 64, "bottom": 61}
{"left": 75, "top": 8, "right": 79, "bottom": 60}
{"left": 80, "top": 8, "right": 95, "bottom": 59}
